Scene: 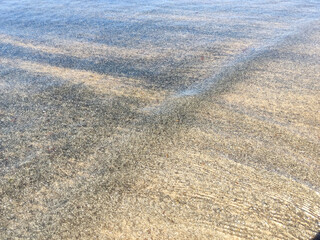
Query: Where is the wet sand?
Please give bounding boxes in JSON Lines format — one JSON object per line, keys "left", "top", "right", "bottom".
{"left": 1, "top": 1, "right": 320, "bottom": 239}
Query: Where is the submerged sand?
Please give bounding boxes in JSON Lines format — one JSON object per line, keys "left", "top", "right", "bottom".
{"left": 0, "top": 1, "right": 320, "bottom": 239}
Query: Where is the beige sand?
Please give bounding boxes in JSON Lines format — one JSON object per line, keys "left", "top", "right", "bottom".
{"left": 1, "top": 7, "right": 320, "bottom": 240}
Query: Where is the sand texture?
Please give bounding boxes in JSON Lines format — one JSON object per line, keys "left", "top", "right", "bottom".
{"left": 0, "top": 0, "right": 320, "bottom": 239}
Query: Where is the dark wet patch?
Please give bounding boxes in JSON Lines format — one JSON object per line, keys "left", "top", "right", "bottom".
{"left": 0, "top": 63, "right": 159, "bottom": 237}
{"left": 0, "top": 62, "right": 196, "bottom": 239}
{"left": 0, "top": 65, "right": 144, "bottom": 178}
{"left": 0, "top": 42, "right": 229, "bottom": 91}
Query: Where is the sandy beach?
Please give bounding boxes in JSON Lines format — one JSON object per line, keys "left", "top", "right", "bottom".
{"left": 1, "top": 0, "right": 320, "bottom": 239}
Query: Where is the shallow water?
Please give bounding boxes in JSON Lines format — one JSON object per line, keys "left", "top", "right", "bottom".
{"left": 1, "top": 1, "right": 320, "bottom": 239}
{"left": 1, "top": 0, "right": 320, "bottom": 91}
